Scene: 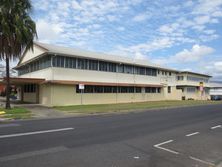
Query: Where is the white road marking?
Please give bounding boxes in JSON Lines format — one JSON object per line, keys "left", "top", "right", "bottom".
{"left": 154, "top": 140, "right": 174, "bottom": 147}
{"left": 0, "top": 127, "right": 74, "bottom": 139}
{"left": 154, "top": 140, "right": 179, "bottom": 155}
{"left": 0, "top": 146, "right": 68, "bottom": 162}
{"left": 185, "top": 132, "right": 199, "bottom": 137}
{"left": 211, "top": 125, "right": 221, "bottom": 130}
{"left": 133, "top": 156, "right": 140, "bottom": 159}
{"left": 189, "top": 156, "right": 215, "bottom": 166}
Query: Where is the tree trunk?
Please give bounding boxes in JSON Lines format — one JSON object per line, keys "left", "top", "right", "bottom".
{"left": 5, "top": 57, "right": 11, "bottom": 109}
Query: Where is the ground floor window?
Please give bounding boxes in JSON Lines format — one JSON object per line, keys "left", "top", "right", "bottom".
{"left": 24, "top": 84, "right": 36, "bottom": 93}
{"left": 76, "top": 85, "right": 161, "bottom": 94}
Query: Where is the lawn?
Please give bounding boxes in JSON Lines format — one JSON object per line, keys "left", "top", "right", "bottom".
{"left": 55, "top": 100, "right": 222, "bottom": 115}
{"left": 0, "top": 107, "right": 32, "bottom": 120}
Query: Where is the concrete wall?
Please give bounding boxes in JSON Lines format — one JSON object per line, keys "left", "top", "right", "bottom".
{"left": 51, "top": 67, "right": 177, "bottom": 86}
{"left": 20, "top": 45, "right": 45, "bottom": 64}
{"left": 23, "top": 93, "right": 37, "bottom": 103}
{"left": 45, "top": 84, "right": 165, "bottom": 106}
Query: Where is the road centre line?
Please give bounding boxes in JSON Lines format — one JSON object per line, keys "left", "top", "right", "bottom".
{"left": 185, "top": 132, "right": 199, "bottom": 137}
{"left": 211, "top": 125, "right": 221, "bottom": 129}
{"left": 0, "top": 127, "right": 74, "bottom": 139}
{"left": 154, "top": 140, "right": 179, "bottom": 155}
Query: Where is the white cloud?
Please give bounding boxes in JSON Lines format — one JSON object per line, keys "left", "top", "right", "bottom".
{"left": 173, "top": 44, "right": 214, "bottom": 62}
{"left": 36, "top": 19, "right": 63, "bottom": 42}
{"left": 132, "top": 13, "right": 149, "bottom": 22}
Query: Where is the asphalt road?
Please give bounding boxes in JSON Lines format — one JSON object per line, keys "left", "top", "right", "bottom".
{"left": 0, "top": 104, "right": 222, "bottom": 167}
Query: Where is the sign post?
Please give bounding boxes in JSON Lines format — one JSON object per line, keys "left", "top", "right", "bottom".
{"left": 199, "top": 82, "right": 204, "bottom": 100}
{"left": 79, "top": 84, "right": 84, "bottom": 105}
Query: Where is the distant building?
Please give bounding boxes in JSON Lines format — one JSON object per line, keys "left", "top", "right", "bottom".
{"left": 0, "top": 42, "right": 211, "bottom": 106}
{"left": 210, "top": 82, "right": 222, "bottom": 100}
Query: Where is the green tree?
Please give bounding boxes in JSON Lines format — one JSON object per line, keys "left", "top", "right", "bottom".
{"left": 0, "top": 0, "right": 37, "bottom": 109}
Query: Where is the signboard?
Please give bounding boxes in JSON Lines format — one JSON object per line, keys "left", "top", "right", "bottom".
{"left": 199, "top": 82, "right": 204, "bottom": 92}
{"left": 79, "top": 84, "right": 85, "bottom": 90}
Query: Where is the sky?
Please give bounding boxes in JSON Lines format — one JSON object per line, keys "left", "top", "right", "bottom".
{"left": 3, "top": 0, "right": 222, "bottom": 80}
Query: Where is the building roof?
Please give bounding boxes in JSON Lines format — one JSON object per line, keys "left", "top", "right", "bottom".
{"left": 17, "top": 41, "right": 211, "bottom": 78}
{"left": 178, "top": 71, "right": 212, "bottom": 77}
{"left": 209, "top": 82, "right": 222, "bottom": 88}
{"left": 34, "top": 42, "right": 178, "bottom": 72}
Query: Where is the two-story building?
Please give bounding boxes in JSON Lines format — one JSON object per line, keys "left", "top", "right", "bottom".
{"left": 1, "top": 42, "right": 211, "bottom": 106}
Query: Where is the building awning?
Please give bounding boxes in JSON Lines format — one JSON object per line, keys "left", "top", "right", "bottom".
{"left": 44, "top": 80, "right": 164, "bottom": 87}
{"left": 0, "top": 77, "right": 45, "bottom": 85}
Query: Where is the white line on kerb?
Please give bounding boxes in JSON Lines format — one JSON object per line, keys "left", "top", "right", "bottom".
{"left": 189, "top": 156, "right": 215, "bottom": 166}
{"left": 211, "top": 125, "right": 221, "bottom": 130}
{"left": 154, "top": 140, "right": 179, "bottom": 155}
{"left": 0, "top": 127, "right": 74, "bottom": 139}
{"left": 185, "top": 132, "right": 199, "bottom": 137}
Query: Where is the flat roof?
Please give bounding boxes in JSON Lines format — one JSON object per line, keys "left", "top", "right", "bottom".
{"left": 178, "top": 71, "right": 212, "bottom": 77}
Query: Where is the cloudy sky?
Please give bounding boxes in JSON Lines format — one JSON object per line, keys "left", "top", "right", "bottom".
{"left": 6, "top": 0, "right": 222, "bottom": 80}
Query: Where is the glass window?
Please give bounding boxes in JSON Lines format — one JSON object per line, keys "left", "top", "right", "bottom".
{"left": 104, "top": 86, "right": 112, "bottom": 93}
{"left": 108, "top": 62, "right": 117, "bottom": 72}
{"left": 124, "top": 65, "right": 133, "bottom": 74}
{"left": 94, "top": 86, "right": 103, "bottom": 93}
{"left": 89, "top": 60, "right": 98, "bottom": 70}
{"left": 78, "top": 58, "right": 88, "bottom": 69}
{"left": 135, "top": 87, "right": 141, "bottom": 93}
{"left": 117, "top": 64, "right": 124, "bottom": 73}
{"left": 168, "top": 86, "right": 171, "bottom": 93}
{"left": 84, "top": 85, "right": 94, "bottom": 93}
{"left": 99, "top": 61, "right": 108, "bottom": 71}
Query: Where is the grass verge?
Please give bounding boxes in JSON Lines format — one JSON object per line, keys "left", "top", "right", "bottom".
{"left": 55, "top": 100, "right": 222, "bottom": 115}
{"left": 0, "top": 107, "right": 32, "bottom": 120}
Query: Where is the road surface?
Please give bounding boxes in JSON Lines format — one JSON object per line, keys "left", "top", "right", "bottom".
{"left": 0, "top": 104, "right": 222, "bottom": 167}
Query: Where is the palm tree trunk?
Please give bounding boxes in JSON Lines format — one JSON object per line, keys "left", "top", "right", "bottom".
{"left": 5, "top": 56, "right": 11, "bottom": 109}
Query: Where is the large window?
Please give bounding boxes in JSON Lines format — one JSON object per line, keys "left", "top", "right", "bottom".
{"left": 76, "top": 85, "right": 161, "bottom": 94}
{"left": 89, "top": 60, "right": 98, "bottom": 70}
{"left": 187, "top": 87, "right": 196, "bottom": 93}
{"left": 18, "top": 54, "right": 163, "bottom": 78}
{"left": 77, "top": 58, "right": 88, "bottom": 69}
{"left": 24, "top": 84, "right": 36, "bottom": 93}
{"left": 187, "top": 75, "right": 208, "bottom": 83}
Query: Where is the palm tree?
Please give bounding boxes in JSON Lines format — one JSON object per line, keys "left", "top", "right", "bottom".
{"left": 0, "top": 0, "right": 37, "bottom": 109}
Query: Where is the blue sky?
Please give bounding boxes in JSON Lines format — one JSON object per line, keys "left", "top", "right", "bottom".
{"left": 28, "top": 0, "right": 222, "bottom": 80}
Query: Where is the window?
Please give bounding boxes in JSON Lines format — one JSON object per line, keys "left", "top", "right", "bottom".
{"left": 99, "top": 61, "right": 108, "bottom": 71}
{"left": 124, "top": 65, "right": 133, "bottom": 74}
{"left": 94, "top": 86, "right": 103, "bottom": 93}
{"left": 117, "top": 64, "right": 124, "bottom": 73}
{"left": 177, "top": 76, "right": 184, "bottom": 81}
{"left": 169, "top": 72, "right": 172, "bottom": 76}
{"left": 24, "top": 84, "right": 36, "bottom": 93}
{"left": 108, "top": 62, "right": 117, "bottom": 72}
{"left": 135, "top": 67, "right": 145, "bottom": 75}
{"left": 168, "top": 86, "right": 171, "bottom": 93}
{"left": 187, "top": 87, "right": 196, "bottom": 93}
{"left": 89, "top": 60, "right": 98, "bottom": 70}
{"left": 77, "top": 58, "right": 88, "bottom": 69}
{"left": 84, "top": 85, "right": 94, "bottom": 93}
{"left": 128, "top": 87, "right": 134, "bottom": 93}
{"left": 104, "top": 86, "right": 113, "bottom": 93}
{"left": 157, "top": 88, "right": 161, "bottom": 93}
{"left": 145, "top": 87, "right": 151, "bottom": 93}
{"left": 187, "top": 76, "right": 208, "bottom": 83}
{"left": 135, "top": 87, "right": 142, "bottom": 93}
{"left": 65, "top": 57, "right": 76, "bottom": 68}
{"left": 146, "top": 68, "right": 152, "bottom": 76}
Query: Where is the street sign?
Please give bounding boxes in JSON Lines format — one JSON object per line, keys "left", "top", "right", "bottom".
{"left": 199, "top": 82, "right": 204, "bottom": 92}
{"left": 79, "top": 84, "right": 84, "bottom": 90}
